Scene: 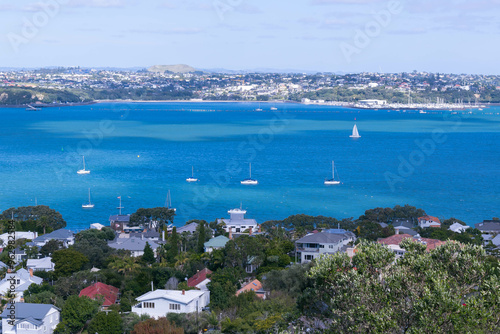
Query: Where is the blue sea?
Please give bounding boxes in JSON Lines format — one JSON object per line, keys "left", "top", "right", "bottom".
{"left": 0, "top": 102, "right": 499, "bottom": 231}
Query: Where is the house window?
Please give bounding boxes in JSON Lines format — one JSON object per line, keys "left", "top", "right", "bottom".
{"left": 319, "top": 245, "right": 324, "bottom": 248}
{"left": 170, "top": 303, "right": 181, "bottom": 310}
{"left": 17, "top": 279, "right": 20, "bottom": 284}
{"left": 329, "top": 245, "right": 334, "bottom": 249}
{"left": 305, "top": 255, "right": 314, "bottom": 261}
{"left": 143, "top": 302, "right": 155, "bottom": 308}
{"left": 241, "top": 226, "right": 246, "bottom": 229}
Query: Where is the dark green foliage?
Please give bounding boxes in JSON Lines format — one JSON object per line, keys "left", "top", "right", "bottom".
{"left": 1, "top": 205, "right": 66, "bottom": 232}
{"left": 197, "top": 222, "right": 207, "bottom": 254}
{"left": 40, "top": 239, "right": 65, "bottom": 257}
{"left": 264, "top": 264, "right": 314, "bottom": 298}
{"left": 56, "top": 295, "right": 100, "bottom": 333}
{"left": 224, "top": 235, "right": 265, "bottom": 269}
{"left": 142, "top": 242, "right": 155, "bottom": 264}
{"left": 0, "top": 87, "right": 84, "bottom": 105}
{"left": 75, "top": 227, "right": 115, "bottom": 242}
{"left": 87, "top": 311, "right": 123, "bottom": 334}
{"left": 73, "top": 230, "right": 116, "bottom": 269}
{"left": 52, "top": 249, "right": 88, "bottom": 277}
{"left": 129, "top": 207, "right": 175, "bottom": 230}
{"left": 208, "top": 267, "right": 244, "bottom": 310}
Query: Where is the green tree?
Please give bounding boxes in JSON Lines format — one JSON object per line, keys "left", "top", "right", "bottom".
{"left": 197, "top": 222, "right": 207, "bottom": 254}
{"left": 56, "top": 295, "right": 99, "bottom": 334}
{"left": 40, "top": 239, "right": 65, "bottom": 257}
{"left": 305, "top": 240, "right": 500, "bottom": 333}
{"left": 87, "top": 311, "right": 123, "bottom": 334}
{"left": 52, "top": 249, "right": 88, "bottom": 277}
{"left": 130, "top": 207, "right": 175, "bottom": 231}
{"left": 142, "top": 242, "right": 155, "bottom": 264}
{"left": 1, "top": 205, "right": 66, "bottom": 231}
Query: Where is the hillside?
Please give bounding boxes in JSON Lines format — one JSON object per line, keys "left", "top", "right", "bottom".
{"left": 147, "top": 64, "right": 197, "bottom": 74}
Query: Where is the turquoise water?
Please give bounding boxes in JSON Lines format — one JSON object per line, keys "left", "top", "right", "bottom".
{"left": 0, "top": 102, "right": 499, "bottom": 230}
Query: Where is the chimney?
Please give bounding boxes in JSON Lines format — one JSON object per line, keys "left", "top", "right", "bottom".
{"left": 258, "top": 225, "right": 261, "bottom": 233}
{"left": 395, "top": 228, "right": 400, "bottom": 235}
{"left": 229, "top": 227, "right": 232, "bottom": 240}
{"left": 7, "top": 269, "right": 11, "bottom": 273}
{"left": 29, "top": 268, "right": 33, "bottom": 277}
{"left": 249, "top": 228, "right": 252, "bottom": 236}
{"left": 182, "top": 289, "right": 185, "bottom": 295}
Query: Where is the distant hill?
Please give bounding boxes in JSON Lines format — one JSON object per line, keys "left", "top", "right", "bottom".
{"left": 148, "top": 64, "right": 197, "bottom": 74}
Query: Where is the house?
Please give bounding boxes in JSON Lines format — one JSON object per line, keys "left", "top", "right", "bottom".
{"left": 90, "top": 223, "right": 106, "bottom": 230}
{"left": 218, "top": 208, "right": 258, "bottom": 233}
{"left": 1, "top": 303, "right": 60, "bottom": 334}
{"left": 0, "top": 269, "right": 43, "bottom": 302}
{"left": 295, "top": 231, "right": 355, "bottom": 263}
{"left": 490, "top": 234, "right": 500, "bottom": 248}
{"left": 12, "top": 248, "right": 27, "bottom": 264}
{"left": 79, "top": 282, "right": 120, "bottom": 309}
{"left": 132, "top": 289, "right": 210, "bottom": 319}
{"left": 32, "top": 229, "right": 75, "bottom": 247}
{"left": 187, "top": 268, "right": 212, "bottom": 291}
{"left": 448, "top": 222, "right": 470, "bottom": 234}
{"left": 130, "top": 230, "right": 163, "bottom": 242}
{"left": 0, "top": 232, "right": 38, "bottom": 247}
{"left": 475, "top": 220, "right": 500, "bottom": 235}
{"left": 108, "top": 237, "right": 161, "bottom": 257}
{"left": 236, "top": 279, "right": 267, "bottom": 299}
{"left": 109, "top": 215, "right": 133, "bottom": 232}
{"left": 176, "top": 222, "right": 199, "bottom": 234}
{"left": 418, "top": 215, "right": 441, "bottom": 228}
{"left": 378, "top": 234, "right": 446, "bottom": 257}
{"left": 26, "top": 257, "right": 55, "bottom": 272}
{"left": 204, "top": 235, "right": 230, "bottom": 253}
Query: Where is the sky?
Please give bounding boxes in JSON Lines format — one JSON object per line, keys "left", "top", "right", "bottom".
{"left": 0, "top": 0, "right": 499, "bottom": 74}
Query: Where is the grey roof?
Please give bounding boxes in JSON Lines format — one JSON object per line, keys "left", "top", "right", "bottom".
{"left": 177, "top": 222, "right": 198, "bottom": 234}
{"left": 1, "top": 303, "right": 59, "bottom": 320}
{"left": 33, "top": 228, "right": 74, "bottom": 242}
{"left": 0, "top": 261, "right": 7, "bottom": 268}
{"left": 1, "top": 269, "right": 44, "bottom": 292}
{"left": 491, "top": 234, "right": 500, "bottom": 247}
{"left": 393, "top": 220, "right": 414, "bottom": 229}
{"left": 130, "top": 231, "right": 160, "bottom": 239}
{"left": 296, "top": 232, "right": 348, "bottom": 244}
{"left": 218, "top": 218, "right": 258, "bottom": 227}
{"left": 204, "top": 235, "right": 230, "bottom": 248}
{"left": 378, "top": 223, "right": 389, "bottom": 228}
{"left": 402, "top": 229, "right": 419, "bottom": 237}
{"left": 109, "top": 215, "right": 131, "bottom": 223}
{"left": 108, "top": 237, "right": 160, "bottom": 252}
{"left": 475, "top": 221, "right": 500, "bottom": 232}
{"left": 15, "top": 316, "right": 43, "bottom": 326}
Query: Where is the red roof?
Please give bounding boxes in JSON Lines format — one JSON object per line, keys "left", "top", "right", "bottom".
{"left": 418, "top": 215, "right": 441, "bottom": 224}
{"left": 378, "top": 234, "right": 446, "bottom": 251}
{"left": 187, "top": 268, "right": 212, "bottom": 288}
{"left": 236, "top": 279, "right": 264, "bottom": 298}
{"left": 79, "top": 282, "right": 119, "bottom": 307}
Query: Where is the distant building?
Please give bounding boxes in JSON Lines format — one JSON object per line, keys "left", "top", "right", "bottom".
{"left": 132, "top": 289, "right": 210, "bottom": 318}
{"left": 418, "top": 215, "right": 441, "bottom": 228}
{"left": 378, "top": 234, "right": 446, "bottom": 257}
{"left": 176, "top": 222, "right": 199, "bottom": 234}
{"left": 0, "top": 269, "right": 43, "bottom": 302}
{"left": 0, "top": 232, "right": 38, "bottom": 246}
{"left": 79, "top": 282, "right": 120, "bottom": 309}
{"left": 26, "top": 257, "right": 55, "bottom": 272}
{"left": 218, "top": 208, "right": 258, "bottom": 234}
{"left": 32, "top": 229, "right": 75, "bottom": 247}
{"left": 109, "top": 215, "right": 135, "bottom": 232}
{"left": 475, "top": 220, "right": 500, "bottom": 235}
{"left": 236, "top": 279, "right": 267, "bottom": 299}
{"left": 108, "top": 238, "right": 161, "bottom": 257}
{"left": 295, "top": 231, "right": 355, "bottom": 263}
{"left": 204, "top": 235, "right": 230, "bottom": 253}
{"left": 90, "top": 223, "right": 106, "bottom": 230}
{"left": 187, "top": 268, "right": 212, "bottom": 291}
{"left": 358, "top": 99, "right": 387, "bottom": 106}
{"left": 1, "top": 303, "right": 60, "bottom": 334}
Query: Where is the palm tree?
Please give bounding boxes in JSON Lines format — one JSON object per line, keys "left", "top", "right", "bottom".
{"left": 109, "top": 256, "right": 140, "bottom": 277}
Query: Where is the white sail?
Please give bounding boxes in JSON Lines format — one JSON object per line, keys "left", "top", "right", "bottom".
{"left": 350, "top": 124, "right": 361, "bottom": 138}
{"left": 77, "top": 156, "right": 90, "bottom": 174}
{"left": 241, "top": 163, "right": 258, "bottom": 185}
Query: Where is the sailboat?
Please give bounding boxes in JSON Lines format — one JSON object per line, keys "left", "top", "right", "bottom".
{"left": 255, "top": 103, "right": 263, "bottom": 112}
{"left": 350, "top": 124, "right": 361, "bottom": 138}
{"left": 165, "top": 190, "right": 177, "bottom": 212}
{"left": 82, "top": 188, "right": 95, "bottom": 208}
{"left": 324, "top": 161, "right": 341, "bottom": 185}
{"left": 77, "top": 156, "right": 90, "bottom": 174}
{"left": 186, "top": 166, "right": 199, "bottom": 182}
{"left": 241, "top": 163, "right": 258, "bottom": 185}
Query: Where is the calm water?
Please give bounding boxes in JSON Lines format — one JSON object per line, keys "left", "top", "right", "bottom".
{"left": 0, "top": 102, "right": 499, "bottom": 230}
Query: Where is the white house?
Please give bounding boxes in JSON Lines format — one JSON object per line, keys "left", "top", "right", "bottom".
{"left": 26, "top": 257, "right": 55, "bottom": 272}
{"left": 32, "top": 229, "right": 74, "bottom": 248}
{"left": 0, "top": 269, "right": 43, "bottom": 302}
{"left": 448, "top": 222, "right": 470, "bottom": 234}
{"left": 218, "top": 208, "right": 258, "bottom": 233}
{"left": 0, "top": 232, "right": 38, "bottom": 247}
{"left": 132, "top": 289, "right": 209, "bottom": 319}
{"left": 295, "top": 230, "right": 356, "bottom": 263}
{"left": 1, "top": 303, "right": 60, "bottom": 334}
{"left": 418, "top": 215, "right": 441, "bottom": 228}
{"left": 108, "top": 237, "right": 161, "bottom": 258}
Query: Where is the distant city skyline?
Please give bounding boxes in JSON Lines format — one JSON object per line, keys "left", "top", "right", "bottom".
{"left": 1, "top": 0, "right": 499, "bottom": 75}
